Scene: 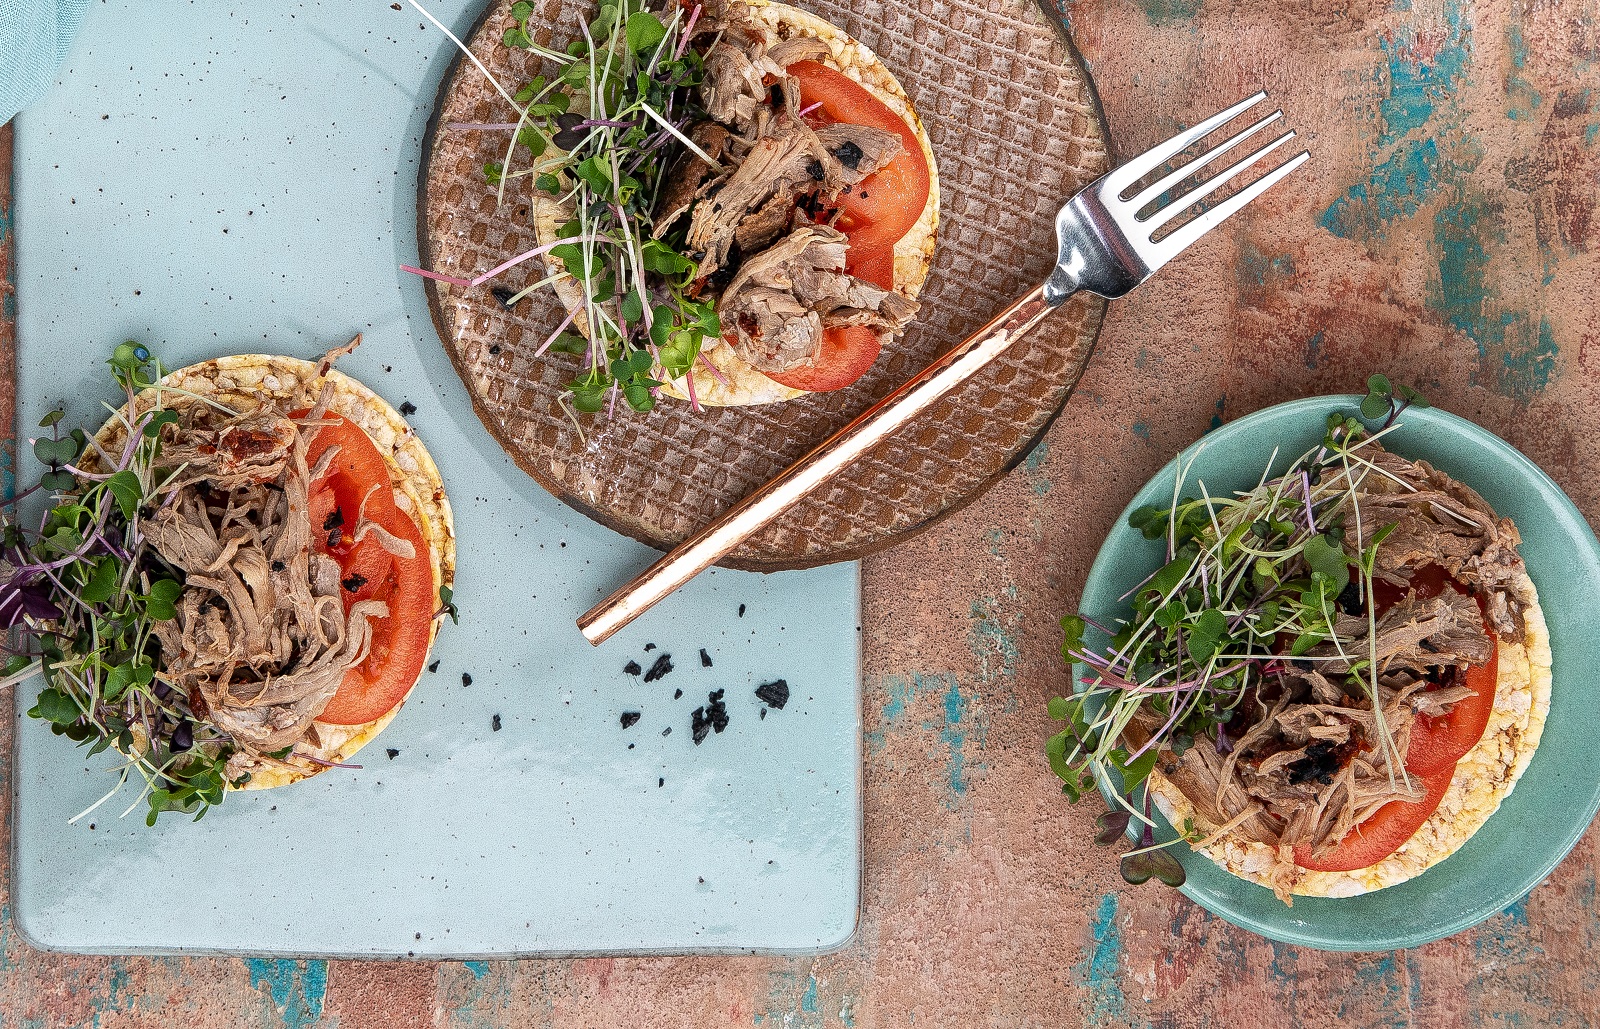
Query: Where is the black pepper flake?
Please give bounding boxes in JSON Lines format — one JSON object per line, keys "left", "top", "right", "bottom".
{"left": 326, "top": 529, "right": 341, "bottom": 549}
{"left": 834, "top": 140, "right": 864, "bottom": 170}
{"left": 428, "top": 660, "right": 439, "bottom": 673}
{"left": 755, "top": 679, "right": 790, "bottom": 710}
{"left": 490, "top": 285, "right": 517, "bottom": 307}
{"left": 270, "top": 559, "right": 286, "bottom": 572}
{"left": 323, "top": 508, "right": 344, "bottom": 531}
{"left": 489, "top": 343, "right": 503, "bottom": 355}
{"left": 623, "top": 660, "right": 642, "bottom": 676}
{"left": 673, "top": 688, "right": 683, "bottom": 700}
{"left": 462, "top": 672, "right": 473, "bottom": 687}
{"left": 643, "top": 653, "right": 674, "bottom": 683}
{"left": 386, "top": 748, "right": 399, "bottom": 759}
{"left": 805, "top": 159, "right": 825, "bottom": 181}
{"left": 492, "top": 714, "right": 502, "bottom": 732}
{"left": 738, "top": 603, "right": 746, "bottom": 617}
{"left": 1287, "top": 741, "right": 1342, "bottom": 786}
{"left": 700, "top": 648, "right": 713, "bottom": 668}
{"left": 659, "top": 777, "right": 665, "bottom": 787}
{"left": 662, "top": 726, "right": 672, "bottom": 736}
{"left": 645, "top": 643, "right": 656, "bottom": 652}
{"left": 341, "top": 573, "right": 368, "bottom": 593}
{"left": 621, "top": 711, "right": 642, "bottom": 729}
{"left": 399, "top": 401, "right": 417, "bottom": 416}
{"left": 760, "top": 708, "right": 767, "bottom": 720}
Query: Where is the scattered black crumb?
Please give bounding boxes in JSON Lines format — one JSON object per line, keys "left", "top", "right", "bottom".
{"left": 627, "top": 743, "right": 635, "bottom": 749}
{"left": 755, "top": 679, "right": 790, "bottom": 710}
{"left": 623, "top": 660, "right": 642, "bottom": 676}
{"left": 760, "top": 708, "right": 767, "bottom": 720}
{"left": 462, "top": 673, "right": 473, "bottom": 686}
{"left": 658, "top": 777, "right": 665, "bottom": 787}
{"left": 835, "top": 139, "right": 864, "bottom": 169}
{"left": 387, "top": 748, "right": 399, "bottom": 759}
{"left": 621, "top": 711, "right": 641, "bottom": 729}
{"left": 415, "top": 932, "right": 422, "bottom": 940}
{"left": 691, "top": 690, "right": 730, "bottom": 745}
{"left": 428, "top": 660, "right": 439, "bottom": 673}
{"left": 645, "top": 643, "right": 657, "bottom": 652}
{"left": 698, "top": 876, "right": 704, "bottom": 884}
{"left": 391, "top": 2, "right": 401, "bottom": 8}
{"left": 643, "top": 653, "right": 674, "bottom": 683}
{"left": 399, "top": 401, "right": 417, "bottom": 417}
{"left": 270, "top": 805, "right": 277, "bottom": 812}
{"left": 326, "top": 528, "right": 341, "bottom": 549}
{"left": 738, "top": 603, "right": 746, "bottom": 617}
{"left": 270, "top": 559, "right": 286, "bottom": 572}
{"left": 492, "top": 714, "right": 502, "bottom": 732}
{"left": 699, "top": 648, "right": 713, "bottom": 668}
{"left": 341, "top": 573, "right": 368, "bottom": 593}
{"left": 673, "top": 688, "right": 683, "bottom": 700}
{"left": 89, "top": 823, "right": 95, "bottom": 829}
{"left": 490, "top": 285, "right": 517, "bottom": 307}
{"left": 489, "top": 343, "right": 503, "bottom": 355}
{"left": 1287, "top": 741, "right": 1341, "bottom": 786}
{"left": 323, "top": 508, "right": 345, "bottom": 531}
{"left": 662, "top": 726, "right": 672, "bottom": 736}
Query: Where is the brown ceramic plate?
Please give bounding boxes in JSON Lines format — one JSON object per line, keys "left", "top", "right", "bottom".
{"left": 417, "top": 0, "right": 1109, "bottom": 570}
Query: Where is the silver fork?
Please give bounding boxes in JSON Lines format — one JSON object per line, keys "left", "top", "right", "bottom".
{"left": 579, "top": 91, "right": 1310, "bottom": 644}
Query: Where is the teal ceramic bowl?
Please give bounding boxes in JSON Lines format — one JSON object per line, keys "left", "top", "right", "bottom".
{"left": 1077, "top": 396, "right": 1600, "bottom": 951}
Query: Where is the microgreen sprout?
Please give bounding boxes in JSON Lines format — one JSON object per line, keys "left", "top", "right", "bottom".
{"left": 5, "top": 343, "right": 243, "bottom": 826}
{"left": 412, "top": 0, "right": 721, "bottom": 415}
{"left": 1050, "top": 385, "right": 1430, "bottom": 886}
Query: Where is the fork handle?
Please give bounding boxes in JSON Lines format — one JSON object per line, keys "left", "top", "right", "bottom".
{"left": 577, "top": 281, "right": 1067, "bottom": 645}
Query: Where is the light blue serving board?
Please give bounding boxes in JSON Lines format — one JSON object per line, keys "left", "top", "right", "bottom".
{"left": 10, "top": 0, "right": 860, "bottom": 958}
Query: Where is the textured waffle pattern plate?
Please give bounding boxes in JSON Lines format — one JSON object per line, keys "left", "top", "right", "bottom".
{"left": 420, "top": 0, "right": 1109, "bottom": 570}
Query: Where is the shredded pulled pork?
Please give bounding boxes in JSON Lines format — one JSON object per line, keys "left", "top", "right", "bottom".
{"left": 146, "top": 391, "right": 393, "bottom": 765}
{"left": 719, "top": 224, "right": 919, "bottom": 374}
{"left": 1150, "top": 444, "right": 1524, "bottom": 887}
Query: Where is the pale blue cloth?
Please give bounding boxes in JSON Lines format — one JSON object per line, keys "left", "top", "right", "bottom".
{"left": 1, "top": 0, "right": 91, "bottom": 125}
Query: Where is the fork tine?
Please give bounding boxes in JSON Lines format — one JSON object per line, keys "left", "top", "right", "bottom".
{"left": 1147, "top": 148, "right": 1310, "bottom": 264}
{"left": 1101, "top": 91, "right": 1267, "bottom": 194}
{"left": 1126, "top": 109, "right": 1284, "bottom": 210}
{"left": 1141, "top": 129, "right": 1299, "bottom": 232}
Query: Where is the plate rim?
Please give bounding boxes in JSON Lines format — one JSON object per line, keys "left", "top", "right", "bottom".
{"left": 1076, "top": 393, "right": 1600, "bottom": 951}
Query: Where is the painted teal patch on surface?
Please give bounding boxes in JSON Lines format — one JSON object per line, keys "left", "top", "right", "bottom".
{"left": 1139, "top": 0, "right": 1202, "bottom": 25}
{"left": 799, "top": 974, "right": 819, "bottom": 1013}
{"left": 1304, "top": 329, "right": 1324, "bottom": 369}
{"left": 969, "top": 598, "right": 1020, "bottom": 684}
{"left": 1321, "top": 0, "right": 1476, "bottom": 242}
{"left": 869, "top": 672, "right": 981, "bottom": 803}
{"left": 1337, "top": 954, "right": 1410, "bottom": 1029}
{"left": 1074, "top": 894, "right": 1146, "bottom": 1028}
{"left": 1239, "top": 240, "right": 1294, "bottom": 287}
{"left": 1430, "top": 197, "right": 1557, "bottom": 403}
{"left": 247, "top": 959, "right": 328, "bottom": 1029}
{"left": 940, "top": 676, "right": 969, "bottom": 797}
{"left": 1131, "top": 422, "right": 1150, "bottom": 441}
{"left": 1023, "top": 440, "right": 1052, "bottom": 496}
{"left": 1503, "top": 23, "right": 1542, "bottom": 120}
{"left": 463, "top": 960, "right": 489, "bottom": 979}
{"left": 1321, "top": 138, "right": 1445, "bottom": 238}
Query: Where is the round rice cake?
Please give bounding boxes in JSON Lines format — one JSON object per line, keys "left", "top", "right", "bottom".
{"left": 529, "top": 0, "right": 940, "bottom": 407}
{"left": 1148, "top": 567, "right": 1551, "bottom": 901}
{"left": 91, "top": 354, "right": 456, "bottom": 791}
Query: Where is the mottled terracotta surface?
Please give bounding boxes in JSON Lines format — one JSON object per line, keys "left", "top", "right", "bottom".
{"left": 3, "top": 0, "right": 1600, "bottom": 1023}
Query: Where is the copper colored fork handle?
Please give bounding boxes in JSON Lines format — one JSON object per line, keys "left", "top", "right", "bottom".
{"left": 577, "top": 282, "right": 1064, "bottom": 645}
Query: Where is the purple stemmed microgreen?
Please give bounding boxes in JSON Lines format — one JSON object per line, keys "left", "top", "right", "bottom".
{"left": 409, "top": 0, "right": 720, "bottom": 416}
{"left": 1047, "top": 384, "right": 1429, "bottom": 888}
{"left": 7, "top": 343, "right": 249, "bottom": 827}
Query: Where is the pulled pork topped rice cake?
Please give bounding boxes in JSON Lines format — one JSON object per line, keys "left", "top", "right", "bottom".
{"left": 1142, "top": 445, "right": 1551, "bottom": 902}
{"left": 533, "top": 0, "right": 940, "bottom": 406}
{"left": 90, "top": 353, "right": 455, "bottom": 790}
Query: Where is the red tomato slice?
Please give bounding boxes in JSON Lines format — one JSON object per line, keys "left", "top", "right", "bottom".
{"left": 763, "top": 325, "right": 883, "bottom": 393}
{"left": 789, "top": 60, "right": 931, "bottom": 252}
{"left": 293, "top": 411, "right": 436, "bottom": 727}
{"left": 1292, "top": 768, "right": 1453, "bottom": 872}
{"left": 1405, "top": 634, "right": 1499, "bottom": 775}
